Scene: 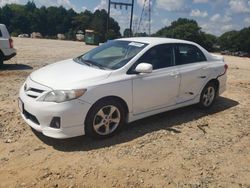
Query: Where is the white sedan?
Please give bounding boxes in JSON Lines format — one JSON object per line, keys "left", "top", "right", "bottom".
{"left": 19, "top": 37, "right": 227, "bottom": 139}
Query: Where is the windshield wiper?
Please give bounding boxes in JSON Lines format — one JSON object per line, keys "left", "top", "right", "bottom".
{"left": 84, "top": 60, "right": 108, "bottom": 70}
{"left": 73, "top": 57, "right": 89, "bottom": 65}
{"left": 74, "top": 57, "right": 109, "bottom": 70}
{"left": 83, "top": 60, "right": 93, "bottom": 67}
{"left": 74, "top": 57, "right": 95, "bottom": 67}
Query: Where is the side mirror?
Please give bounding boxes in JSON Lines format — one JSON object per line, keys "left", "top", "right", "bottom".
{"left": 135, "top": 63, "right": 153, "bottom": 74}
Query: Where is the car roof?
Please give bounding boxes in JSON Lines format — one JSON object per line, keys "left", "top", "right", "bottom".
{"left": 117, "top": 37, "right": 196, "bottom": 45}
{"left": 117, "top": 37, "right": 216, "bottom": 61}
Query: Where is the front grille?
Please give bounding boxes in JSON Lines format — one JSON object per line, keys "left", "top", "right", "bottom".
{"left": 24, "top": 78, "right": 50, "bottom": 99}
{"left": 24, "top": 87, "right": 45, "bottom": 99}
{"left": 29, "top": 88, "right": 44, "bottom": 93}
{"left": 27, "top": 94, "right": 37, "bottom": 98}
{"left": 23, "top": 109, "right": 40, "bottom": 125}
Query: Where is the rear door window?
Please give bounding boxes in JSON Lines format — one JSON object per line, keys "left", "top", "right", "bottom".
{"left": 175, "top": 44, "right": 206, "bottom": 65}
{"left": 0, "top": 30, "right": 2, "bottom": 37}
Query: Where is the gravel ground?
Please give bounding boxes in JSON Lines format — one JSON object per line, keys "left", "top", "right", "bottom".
{"left": 0, "top": 38, "right": 249, "bottom": 188}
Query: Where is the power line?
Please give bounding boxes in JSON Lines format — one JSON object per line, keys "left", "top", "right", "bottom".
{"left": 136, "top": 0, "right": 151, "bottom": 36}
{"left": 107, "top": 0, "right": 135, "bottom": 37}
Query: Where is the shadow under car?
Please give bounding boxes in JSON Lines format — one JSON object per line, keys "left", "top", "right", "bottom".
{"left": 31, "top": 96, "right": 239, "bottom": 152}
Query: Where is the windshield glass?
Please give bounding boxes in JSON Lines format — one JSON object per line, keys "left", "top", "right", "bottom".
{"left": 74, "top": 40, "right": 148, "bottom": 70}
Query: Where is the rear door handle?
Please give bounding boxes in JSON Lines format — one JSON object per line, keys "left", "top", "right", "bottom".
{"left": 170, "top": 71, "right": 179, "bottom": 77}
{"left": 199, "top": 76, "right": 206, "bottom": 79}
{"left": 202, "top": 66, "right": 209, "bottom": 70}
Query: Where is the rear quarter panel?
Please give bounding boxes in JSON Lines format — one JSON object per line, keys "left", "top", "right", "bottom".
{"left": 199, "top": 60, "right": 227, "bottom": 94}
{"left": 0, "top": 38, "right": 9, "bottom": 50}
{"left": 0, "top": 25, "right": 13, "bottom": 56}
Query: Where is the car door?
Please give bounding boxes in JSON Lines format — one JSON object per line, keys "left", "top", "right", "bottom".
{"left": 130, "top": 44, "right": 181, "bottom": 114}
{"left": 174, "top": 43, "right": 209, "bottom": 103}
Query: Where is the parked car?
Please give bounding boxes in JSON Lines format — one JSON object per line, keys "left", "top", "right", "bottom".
{"left": 221, "top": 50, "right": 230, "bottom": 55}
{"left": 31, "top": 32, "right": 42, "bottom": 38}
{"left": 232, "top": 51, "right": 240, "bottom": 56}
{"left": 57, "top": 33, "right": 66, "bottom": 40}
{"left": 0, "top": 24, "right": 16, "bottom": 65}
{"left": 19, "top": 37, "right": 228, "bottom": 139}
{"left": 76, "top": 30, "right": 84, "bottom": 41}
{"left": 18, "top": 33, "right": 29, "bottom": 38}
{"left": 238, "top": 51, "right": 249, "bottom": 57}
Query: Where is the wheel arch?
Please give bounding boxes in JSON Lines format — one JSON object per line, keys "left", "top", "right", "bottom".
{"left": 199, "top": 78, "right": 220, "bottom": 100}
{"left": 84, "top": 95, "right": 129, "bottom": 125}
{"left": 206, "top": 78, "right": 220, "bottom": 96}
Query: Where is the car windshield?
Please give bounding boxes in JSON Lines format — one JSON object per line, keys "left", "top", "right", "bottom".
{"left": 74, "top": 40, "right": 148, "bottom": 70}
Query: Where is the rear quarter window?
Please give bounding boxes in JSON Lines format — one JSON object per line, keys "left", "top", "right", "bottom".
{"left": 0, "top": 30, "right": 2, "bottom": 37}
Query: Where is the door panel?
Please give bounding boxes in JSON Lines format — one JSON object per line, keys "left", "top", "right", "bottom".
{"left": 177, "top": 62, "right": 210, "bottom": 103}
{"left": 132, "top": 67, "right": 180, "bottom": 114}
{"left": 174, "top": 43, "right": 209, "bottom": 103}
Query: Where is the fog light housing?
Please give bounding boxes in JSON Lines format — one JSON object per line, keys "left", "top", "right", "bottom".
{"left": 50, "top": 117, "right": 61, "bottom": 129}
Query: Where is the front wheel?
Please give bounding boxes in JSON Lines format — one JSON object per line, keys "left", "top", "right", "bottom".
{"left": 199, "top": 82, "right": 217, "bottom": 108}
{"left": 85, "top": 99, "right": 126, "bottom": 138}
{"left": 0, "top": 55, "right": 3, "bottom": 66}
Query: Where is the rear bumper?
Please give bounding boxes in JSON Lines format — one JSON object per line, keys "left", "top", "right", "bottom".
{"left": 218, "top": 74, "right": 227, "bottom": 95}
{"left": 2, "top": 47, "right": 16, "bottom": 60}
{"left": 4, "top": 52, "right": 16, "bottom": 61}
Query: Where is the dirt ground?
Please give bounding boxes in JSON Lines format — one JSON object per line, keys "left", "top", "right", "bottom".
{"left": 0, "top": 38, "right": 249, "bottom": 188}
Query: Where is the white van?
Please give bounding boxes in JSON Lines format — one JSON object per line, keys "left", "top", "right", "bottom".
{"left": 0, "top": 24, "right": 16, "bottom": 65}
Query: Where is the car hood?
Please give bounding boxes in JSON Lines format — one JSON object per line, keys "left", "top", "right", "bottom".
{"left": 30, "top": 59, "right": 112, "bottom": 90}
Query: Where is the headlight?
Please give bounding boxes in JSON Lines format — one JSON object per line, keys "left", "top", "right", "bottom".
{"left": 40, "top": 89, "right": 86, "bottom": 103}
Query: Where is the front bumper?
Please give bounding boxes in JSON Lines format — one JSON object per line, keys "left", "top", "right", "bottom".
{"left": 19, "top": 83, "right": 92, "bottom": 139}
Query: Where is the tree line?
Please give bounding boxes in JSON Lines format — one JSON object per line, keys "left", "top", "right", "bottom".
{"left": 153, "top": 18, "right": 250, "bottom": 53}
{"left": 218, "top": 28, "right": 250, "bottom": 53}
{"left": 0, "top": 1, "right": 121, "bottom": 42}
{"left": 0, "top": 2, "right": 249, "bottom": 52}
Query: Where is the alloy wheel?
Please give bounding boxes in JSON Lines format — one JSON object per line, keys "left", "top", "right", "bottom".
{"left": 93, "top": 105, "right": 121, "bottom": 136}
{"left": 202, "top": 86, "right": 215, "bottom": 107}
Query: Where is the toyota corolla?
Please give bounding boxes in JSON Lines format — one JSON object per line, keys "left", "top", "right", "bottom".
{"left": 19, "top": 37, "right": 227, "bottom": 139}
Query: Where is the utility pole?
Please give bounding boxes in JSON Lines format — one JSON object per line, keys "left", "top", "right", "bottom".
{"left": 107, "top": 0, "right": 111, "bottom": 37}
{"left": 148, "top": 0, "right": 151, "bottom": 36}
{"left": 107, "top": 0, "right": 134, "bottom": 37}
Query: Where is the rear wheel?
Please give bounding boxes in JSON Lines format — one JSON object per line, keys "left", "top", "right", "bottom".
{"left": 199, "top": 82, "right": 216, "bottom": 108}
{"left": 85, "top": 99, "right": 126, "bottom": 138}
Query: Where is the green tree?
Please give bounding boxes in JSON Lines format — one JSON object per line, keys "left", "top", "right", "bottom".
{"left": 72, "top": 11, "right": 92, "bottom": 32}
{"left": 200, "top": 33, "right": 218, "bottom": 52}
{"left": 154, "top": 18, "right": 217, "bottom": 51}
{"left": 123, "top": 28, "right": 132, "bottom": 37}
{"left": 218, "top": 31, "right": 239, "bottom": 51}
{"left": 0, "top": 2, "right": 120, "bottom": 41}
{"left": 236, "top": 27, "right": 250, "bottom": 53}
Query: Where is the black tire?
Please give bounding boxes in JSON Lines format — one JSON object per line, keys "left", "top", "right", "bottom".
{"left": 85, "top": 99, "right": 126, "bottom": 139}
{"left": 0, "top": 55, "right": 3, "bottom": 66}
{"left": 199, "top": 82, "right": 217, "bottom": 109}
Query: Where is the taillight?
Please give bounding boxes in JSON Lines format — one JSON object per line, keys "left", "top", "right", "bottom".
{"left": 9, "top": 38, "right": 13, "bottom": 48}
{"left": 224, "top": 64, "right": 228, "bottom": 72}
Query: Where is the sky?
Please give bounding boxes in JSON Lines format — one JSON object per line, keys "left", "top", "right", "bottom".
{"left": 0, "top": 0, "right": 250, "bottom": 36}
